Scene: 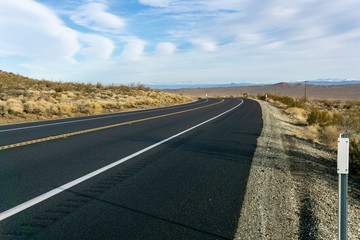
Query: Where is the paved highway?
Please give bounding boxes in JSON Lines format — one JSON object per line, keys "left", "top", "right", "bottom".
{"left": 0, "top": 98, "right": 262, "bottom": 239}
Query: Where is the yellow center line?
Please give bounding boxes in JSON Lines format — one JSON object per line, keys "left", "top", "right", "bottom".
{"left": 0, "top": 99, "right": 224, "bottom": 151}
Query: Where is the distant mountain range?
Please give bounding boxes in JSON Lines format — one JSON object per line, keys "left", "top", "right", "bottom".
{"left": 163, "top": 80, "right": 360, "bottom": 100}
{"left": 297, "top": 79, "right": 360, "bottom": 85}
{"left": 147, "top": 82, "right": 256, "bottom": 89}
{"left": 149, "top": 79, "right": 360, "bottom": 89}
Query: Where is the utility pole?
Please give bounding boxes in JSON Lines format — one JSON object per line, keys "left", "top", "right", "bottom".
{"left": 304, "top": 81, "right": 307, "bottom": 102}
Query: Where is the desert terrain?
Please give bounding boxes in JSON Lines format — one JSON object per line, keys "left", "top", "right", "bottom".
{"left": 162, "top": 82, "right": 360, "bottom": 100}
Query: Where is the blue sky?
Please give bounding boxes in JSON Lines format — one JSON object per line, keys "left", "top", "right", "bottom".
{"left": 0, "top": 0, "right": 359, "bottom": 86}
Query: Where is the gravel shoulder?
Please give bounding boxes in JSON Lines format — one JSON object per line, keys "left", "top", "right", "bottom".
{"left": 235, "top": 100, "right": 360, "bottom": 239}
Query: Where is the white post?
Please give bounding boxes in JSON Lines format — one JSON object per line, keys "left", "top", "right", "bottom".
{"left": 337, "top": 133, "right": 349, "bottom": 240}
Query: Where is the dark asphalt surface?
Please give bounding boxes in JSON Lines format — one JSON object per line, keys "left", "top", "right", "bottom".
{"left": 0, "top": 98, "right": 262, "bottom": 239}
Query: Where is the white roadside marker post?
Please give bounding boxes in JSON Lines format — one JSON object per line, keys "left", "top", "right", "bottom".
{"left": 337, "top": 133, "right": 349, "bottom": 240}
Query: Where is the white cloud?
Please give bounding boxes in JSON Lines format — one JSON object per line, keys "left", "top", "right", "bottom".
{"left": 78, "top": 34, "right": 115, "bottom": 60}
{"left": 262, "top": 41, "right": 285, "bottom": 50}
{"left": 155, "top": 42, "right": 176, "bottom": 54}
{"left": 120, "top": 37, "right": 147, "bottom": 61}
{"left": 139, "top": 0, "right": 170, "bottom": 8}
{"left": 237, "top": 33, "right": 264, "bottom": 46}
{"left": 71, "top": 2, "right": 126, "bottom": 32}
{"left": 290, "top": 26, "right": 327, "bottom": 42}
{"left": 140, "top": 0, "right": 246, "bottom": 13}
{"left": 200, "top": 0, "right": 247, "bottom": 11}
{"left": 269, "top": 5, "right": 299, "bottom": 18}
{"left": 0, "top": 0, "right": 80, "bottom": 61}
{"left": 190, "top": 39, "right": 217, "bottom": 52}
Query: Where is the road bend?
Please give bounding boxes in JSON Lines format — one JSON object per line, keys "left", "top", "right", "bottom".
{"left": 0, "top": 98, "right": 262, "bottom": 239}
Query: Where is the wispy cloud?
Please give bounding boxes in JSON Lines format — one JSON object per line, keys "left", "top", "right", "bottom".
{"left": 190, "top": 39, "right": 217, "bottom": 52}
{"left": 156, "top": 42, "right": 176, "bottom": 55}
{"left": 78, "top": 33, "right": 115, "bottom": 60}
{"left": 0, "top": 0, "right": 80, "bottom": 61}
{"left": 70, "top": 2, "right": 126, "bottom": 32}
{"left": 139, "top": 0, "right": 170, "bottom": 8}
{"left": 120, "top": 37, "right": 147, "bottom": 61}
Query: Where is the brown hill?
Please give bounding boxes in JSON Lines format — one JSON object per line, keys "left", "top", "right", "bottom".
{"left": 162, "top": 83, "right": 360, "bottom": 100}
{"left": 0, "top": 70, "right": 192, "bottom": 125}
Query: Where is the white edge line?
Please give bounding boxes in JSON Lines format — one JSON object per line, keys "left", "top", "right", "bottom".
{"left": 0, "top": 99, "right": 209, "bottom": 133}
{"left": 0, "top": 99, "right": 243, "bottom": 221}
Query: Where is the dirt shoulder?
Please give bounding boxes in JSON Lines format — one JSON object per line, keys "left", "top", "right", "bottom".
{"left": 235, "top": 100, "right": 360, "bottom": 239}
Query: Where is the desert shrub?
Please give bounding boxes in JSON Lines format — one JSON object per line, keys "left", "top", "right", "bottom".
{"left": 331, "top": 112, "right": 345, "bottom": 126}
{"left": 321, "top": 125, "right": 339, "bottom": 149}
{"left": 98, "top": 100, "right": 117, "bottom": 110}
{"left": 307, "top": 108, "right": 331, "bottom": 126}
{"left": 318, "top": 98, "right": 334, "bottom": 109}
{"left": 350, "top": 139, "right": 360, "bottom": 174}
{"left": 165, "top": 96, "right": 175, "bottom": 104}
{"left": 286, "top": 107, "right": 306, "bottom": 115}
{"left": 50, "top": 105, "right": 60, "bottom": 115}
{"left": 307, "top": 108, "right": 319, "bottom": 125}
{"left": 257, "top": 94, "right": 266, "bottom": 101}
{"left": 149, "top": 92, "right": 159, "bottom": 98}
{"left": 0, "top": 100, "right": 8, "bottom": 115}
{"left": 285, "top": 107, "right": 307, "bottom": 123}
{"left": 135, "top": 83, "right": 150, "bottom": 92}
{"left": 57, "top": 103, "right": 73, "bottom": 115}
{"left": 297, "top": 125, "right": 320, "bottom": 143}
{"left": 55, "top": 86, "right": 64, "bottom": 92}
{"left": 96, "top": 82, "right": 103, "bottom": 89}
{"left": 126, "top": 99, "right": 136, "bottom": 108}
{"left": 24, "top": 101, "right": 45, "bottom": 115}
{"left": 78, "top": 101, "right": 102, "bottom": 114}
{"left": 6, "top": 99, "right": 24, "bottom": 115}
{"left": 261, "top": 94, "right": 305, "bottom": 109}
{"left": 343, "top": 111, "right": 360, "bottom": 131}
{"left": 134, "top": 96, "right": 149, "bottom": 106}
{"left": 147, "top": 98, "right": 159, "bottom": 105}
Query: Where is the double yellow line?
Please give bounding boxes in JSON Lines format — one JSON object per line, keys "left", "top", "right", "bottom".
{"left": 0, "top": 100, "right": 224, "bottom": 151}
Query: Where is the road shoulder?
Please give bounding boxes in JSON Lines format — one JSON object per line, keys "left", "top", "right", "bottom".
{"left": 235, "top": 100, "right": 360, "bottom": 239}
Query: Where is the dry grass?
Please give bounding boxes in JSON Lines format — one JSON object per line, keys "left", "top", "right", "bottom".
{"left": 321, "top": 125, "right": 340, "bottom": 149}
{"left": 285, "top": 107, "right": 307, "bottom": 124}
{"left": 0, "top": 70, "right": 192, "bottom": 124}
{"left": 294, "top": 124, "right": 320, "bottom": 143}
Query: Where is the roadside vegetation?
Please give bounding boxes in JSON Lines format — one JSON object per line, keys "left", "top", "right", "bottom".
{"left": 0, "top": 70, "right": 192, "bottom": 124}
{"left": 256, "top": 93, "right": 360, "bottom": 174}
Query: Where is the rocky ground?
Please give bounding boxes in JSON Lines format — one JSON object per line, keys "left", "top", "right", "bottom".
{"left": 235, "top": 100, "right": 360, "bottom": 239}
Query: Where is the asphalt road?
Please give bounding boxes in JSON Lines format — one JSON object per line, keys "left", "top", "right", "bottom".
{"left": 0, "top": 98, "right": 262, "bottom": 239}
